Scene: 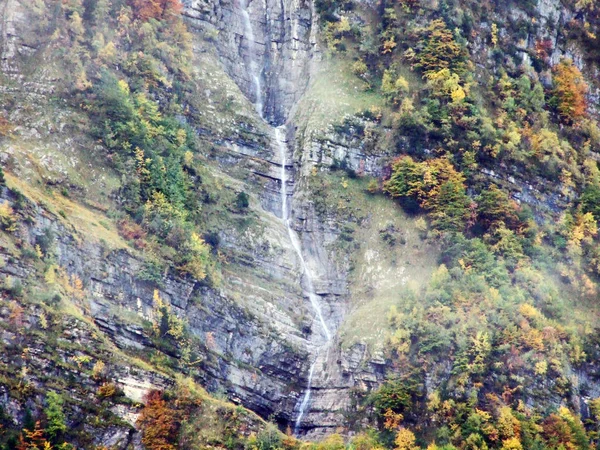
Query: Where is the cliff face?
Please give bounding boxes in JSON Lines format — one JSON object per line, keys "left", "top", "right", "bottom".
{"left": 182, "top": 0, "right": 318, "bottom": 124}
{"left": 0, "top": 0, "right": 369, "bottom": 437}
{"left": 2, "top": 0, "right": 600, "bottom": 444}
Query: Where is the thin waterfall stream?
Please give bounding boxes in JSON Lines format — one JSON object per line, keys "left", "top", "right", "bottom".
{"left": 237, "top": 0, "right": 332, "bottom": 434}
{"left": 240, "top": 0, "right": 263, "bottom": 116}
{"left": 276, "top": 127, "right": 332, "bottom": 433}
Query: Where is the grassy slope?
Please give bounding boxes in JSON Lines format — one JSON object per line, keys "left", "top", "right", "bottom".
{"left": 294, "top": 58, "right": 384, "bottom": 136}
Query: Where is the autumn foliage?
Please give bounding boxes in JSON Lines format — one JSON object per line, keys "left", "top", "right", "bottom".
{"left": 138, "top": 391, "right": 179, "bottom": 450}
{"left": 16, "top": 422, "right": 52, "bottom": 450}
{"left": 406, "top": 19, "right": 468, "bottom": 76}
{"left": 551, "top": 58, "right": 588, "bottom": 124}
{"left": 130, "top": 0, "right": 182, "bottom": 21}
{"left": 384, "top": 155, "right": 471, "bottom": 231}
{"left": 137, "top": 389, "right": 202, "bottom": 450}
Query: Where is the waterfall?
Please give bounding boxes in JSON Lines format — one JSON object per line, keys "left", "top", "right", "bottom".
{"left": 275, "top": 127, "right": 332, "bottom": 433}
{"left": 239, "top": 1, "right": 331, "bottom": 433}
{"left": 240, "top": 0, "right": 264, "bottom": 116}
{"left": 276, "top": 127, "right": 331, "bottom": 342}
{"left": 294, "top": 356, "right": 317, "bottom": 432}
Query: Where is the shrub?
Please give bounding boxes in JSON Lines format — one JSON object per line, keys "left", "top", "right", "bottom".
{"left": 178, "top": 232, "right": 212, "bottom": 281}
{"left": 35, "top": 227, "right": 56, "bottom": 257}
{"left": 44, "top": 391, "right": 67, "bottom": 441}
{"left": 253, "top": 422, "right": 282, "bottom": 450}
{"left": 235, "top": 191, "right": 250, "bottom": 210}
{"left": 118, "top": 218, "right": 147, "bottom": 242}
{"left": 17, "top": 421, "right": 51, "bottom": 450}
{"left": 97, "top": 382, "right": 118, "bottom": 398}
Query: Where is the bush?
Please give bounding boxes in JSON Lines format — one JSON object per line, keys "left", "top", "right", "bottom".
{"left": 35, "top": 227, "right": 56, "bottom": 257}
{"left": 44, "top": 391, "right": 67, "bottom": 441}
{"left": 235, "top": 191, "right": 250, "bottom": 210}
{"left": 97, "top": 382, "right": 118, "bottom": 398}
{"left": 253, "top": 423, "right": 282, "bottom": 450}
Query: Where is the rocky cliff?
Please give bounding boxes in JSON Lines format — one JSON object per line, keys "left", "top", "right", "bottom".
{"left": 0, "top": 0, "right": 390, "bottom": 438}
{"left": 2, "top": 0, "right": 600, "bottom": 445}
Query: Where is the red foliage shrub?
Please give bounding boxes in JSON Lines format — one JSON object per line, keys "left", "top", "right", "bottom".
{"left": 117, "top": 219, "right": 147, "bottom": 248}
{"left": 535, "top": 38, "right": 553, "bottom": 62}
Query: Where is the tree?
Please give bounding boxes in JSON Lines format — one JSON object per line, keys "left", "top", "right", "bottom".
{"left": 384, "top": 156, "right": 470, "bottom": 231}
{"left": 131, "top": 0, "right": 162, "bottom": 21}
{"left": 137, "top": 390, "right": 179, "bottom": 450}
{"left": 381, "top": 70, "right": 409, "bottom": 105}
{"left": 16, "top": 421, "right": 50, "bottom": 450}
{"left": 152, "top": 289, "right": 186, "bottom": 341}
{"left": 235, "top": 191, "right": 250, "bottom": 210}
{"left": 551, "top": 58, "right": 588, "bottom": 124}
{"left": 395, "top": 428, "right": 418, "bottom": 450}
{"left": 476, "top": 185, "right": 519, "bottom": 231}
{"left": 406, "top": 19, "right": 468, "bottom": 76}
{"left": 68, "top": 12, "right": 85, "bottom": 41}
{"left": 542, "top": 414, "right": 574, "bottom": 450}
{"left": 0, "top": 201, "right": 17, "bottom": 232}
{"left": 425, "top": 68, "right": 467, "bottom": 104}
{"left": 44, "top": 391, "right": 67, "bottom": 441}
{"left": 384, "top": 156, "right": 424, "bottom": 203}
{"left": 428, "top": 178, "right": 471, "bottom": 231}
{"left": 130, "top": 0, "right": 182, "bottom": 21}
{"left": 373, "top": 380, "right": 413, "bottom": 416}
{"left": 178, "top": 232, "right": 212, "bottom": 281}
{"left": 580, "top": 183, "right": 600, "bottom": 219}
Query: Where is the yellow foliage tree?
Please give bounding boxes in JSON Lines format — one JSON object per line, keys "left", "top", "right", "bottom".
{"left": 395, "top": 428, "right": 418, "bottom": 450}
{"left": 0, "top": 201, "right": 17, "bottom": 232}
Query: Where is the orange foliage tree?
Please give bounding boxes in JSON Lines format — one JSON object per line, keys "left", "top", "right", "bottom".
{"left": 16, "top": 421, "right": 51, "bottom": 450}
{"left": 137, "top": 390, "right": 179, "bottom": 450}
{"left": 130, "top": 0, "right": 182, "bottom": 21}
{"left": 137, "top": 388, "right": 201, "bottom": 450}
{"left": 551, "top": 58, "right": 588, "bottom": 124}
{"left": 542, "top": 414, "right": 574, "bottom": 449}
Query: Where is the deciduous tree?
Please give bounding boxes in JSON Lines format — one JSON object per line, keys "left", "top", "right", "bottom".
{"left": 551, "top": 58, "right": 588, "bottom": 124}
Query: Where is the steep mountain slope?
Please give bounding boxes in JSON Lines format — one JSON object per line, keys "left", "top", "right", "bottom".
{"left": 1, "top": 0, "right": 600, "bottom": 448}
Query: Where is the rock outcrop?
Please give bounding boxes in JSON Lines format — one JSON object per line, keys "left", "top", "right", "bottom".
{"left": 183, "top": 0, "right": 319, "bottom": 124}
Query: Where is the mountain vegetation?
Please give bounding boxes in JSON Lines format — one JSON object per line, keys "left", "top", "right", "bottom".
{"left": 1, "top": 0, "right": 600, "bottom": 448}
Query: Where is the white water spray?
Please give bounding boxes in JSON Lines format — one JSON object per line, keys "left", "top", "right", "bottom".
{"left": 294, "top": 355, "right": 317, "bottom": 431}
